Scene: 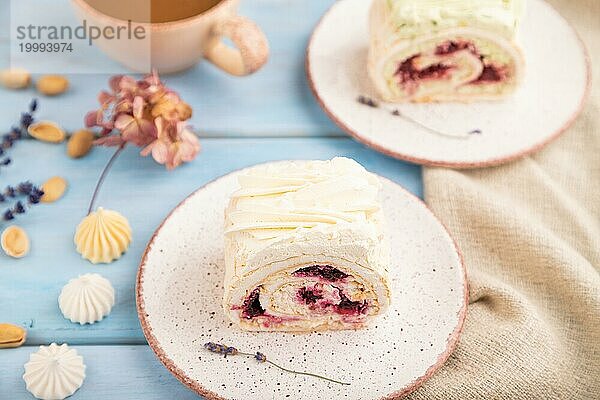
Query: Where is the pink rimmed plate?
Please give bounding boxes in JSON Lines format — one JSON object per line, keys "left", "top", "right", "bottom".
{"left": 136, "top": 163, "right": 467, "bottom": 400}
{"left": 306, "top": 0, "right": 590, "bottom": 168}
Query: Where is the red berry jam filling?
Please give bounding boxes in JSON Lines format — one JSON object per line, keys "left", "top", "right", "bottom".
{"left": 292, "top": 265, "right": 349, "bottom": 282}
{"left": 395, "top": 40, "right": 509, "bottom": 89}
{"left": 335, "top": 293, "right": 368, "bottom": 316}
{"left": 240, "top": 287, "right": 265, "bottom": 319}
{"left": 236, "top": 272, "right": 369, "bottom": 325}
{"left": 435, "top": 40, "right": 478, "bottom": 56}
{"left": 472, "top": 64, "right": 507, "bottom": 84}
{"left": 297, "top": 286, "right": 324, "bottom": 304}
{"left": 395, "top": 55, "right": 453, "bottom": 85}
{"left": 295, "top": 284, "right": 368, "bottom": 317}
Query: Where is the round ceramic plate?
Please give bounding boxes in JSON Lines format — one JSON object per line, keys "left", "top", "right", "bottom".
{"left": 137, "top": 163, "right": 467, "bottom": 400}
{"left": 306, "top": 0, "right": 590, "bottom": 168}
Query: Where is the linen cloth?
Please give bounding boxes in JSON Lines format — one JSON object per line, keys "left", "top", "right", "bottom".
{"left": 408, "top": 0, "right": 600, "bottom": 398}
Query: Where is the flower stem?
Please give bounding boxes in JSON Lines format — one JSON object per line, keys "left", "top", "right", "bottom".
{"left": 265, "top": 359, "right": 351, "bottom": 386}
{"left": 393, "top": 110, "right": 472, "bottom": 139}
{"left": 236, "top": 351, "right": 350, "bottom": 386}
{"left": 87, "top": 144, "right": 125, "bottom": 215}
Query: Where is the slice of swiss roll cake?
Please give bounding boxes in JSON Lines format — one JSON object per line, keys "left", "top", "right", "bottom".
{"left": 368, "top": 0, "right": 525, "bottom": 102}
{"left": 223, "top": 157, "right": 391, "bottom": 332}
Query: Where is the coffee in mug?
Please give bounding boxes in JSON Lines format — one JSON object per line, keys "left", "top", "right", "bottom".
{"left": 84, "top": 0, "right": 224, "bottom": 23}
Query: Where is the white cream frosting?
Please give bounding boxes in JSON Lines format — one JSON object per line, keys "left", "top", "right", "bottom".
{"left": 385, "top": 0, "right": 524, "bottom": 38}
{"left": 223, "top": 158, "right": 391, "bottom": 331}
{"left": 23, "top": 343, "right": 86, "bottom": 400}
{"left": 59, "top": 273, "right": 115, "bottom": 325}
{"left": 225, "top": 157, "right": 381, "bottom": 237}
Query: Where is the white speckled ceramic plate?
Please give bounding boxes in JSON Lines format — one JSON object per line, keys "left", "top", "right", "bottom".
{"left": 306, "top": 0, "right": 590, "bottom": 168}
{"left": 136, "top": 163, "right": 467, "bottom": 400}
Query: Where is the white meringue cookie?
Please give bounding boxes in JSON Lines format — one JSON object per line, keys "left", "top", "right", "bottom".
{"left": 59, "top": 273, "right": 115, "bottom": 325}
{"left": 23, "top": 343, "right": 86, "bottom": 400}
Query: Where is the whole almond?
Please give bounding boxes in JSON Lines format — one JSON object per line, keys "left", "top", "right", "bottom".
{"left": 41, "top": 176, "right": 68, "bottom": 203}
{"left": 36, "top": 75, "right": 69, "bottom": 96}
{"left": 27, "top": 121, "right": 66, "bottom": 143}
{"left": 0, "top": 68, "right": 31, "bottom": 89}
{"left": 67, "top": 129, "right": 94, "bottom": 158}
{"left": 0, "top": 323, "right": 27, "bottom": 348}
{"left": 1, "top": 225, "right": 30, "bottom": 258}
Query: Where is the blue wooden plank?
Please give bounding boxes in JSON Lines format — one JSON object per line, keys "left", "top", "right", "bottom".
{"left": 0, "top": 138, "right": 422, "bottom": 345}
{"left": 0, "top": 345, "right": 200, "bottom": 399}
{"left": 0, "top": 1, "right": 427, "bottom": 397}
{"left": 0, "top": 0, "right": 342, "bottom": 137}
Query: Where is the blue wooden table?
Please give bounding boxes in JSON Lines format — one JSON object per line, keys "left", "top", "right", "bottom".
{"left": 0, "top": 1, "right": 422, "bottom": 398}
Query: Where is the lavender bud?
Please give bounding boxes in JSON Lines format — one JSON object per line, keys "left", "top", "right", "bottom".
{"left": 4, "top": 186, "right": 16, "bottom": 197}
{"left": 13, "top": 201, "right": 25, "bottom": 214}
{"left": 2, "top": 209, "right": 14, "bottom": 221}
{"left": 357, "top": 95, "right": 378, "bottom": 108}
{"left": 2, "top": 138, "right": 14, "bottom": 149}
{"left": 8, "top": 130, "right": 20, "bottom": 141}
{"left": 28, "top": 194, "right": 41, "bottom": 204}
{"left": 20, "top": 112, "right": 34, "bottom": 128}
{"left": 17, "top": 181, "right": 33, "bottom": 195}
{"left": 224, "top": 347, "right": 238, "bottom": 357}
{"left": 204, "top": 342, "right": 218, "bottom": 352}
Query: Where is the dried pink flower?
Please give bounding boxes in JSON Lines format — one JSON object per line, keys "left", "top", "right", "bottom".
{"left": 114, "top": 96, "right": 156, "bottom": 147}
{"left": 141, "top": 118, "right": 200, "bottom": 170}
{"left": 85, "top": 72, "right": 198, "bottom": 170}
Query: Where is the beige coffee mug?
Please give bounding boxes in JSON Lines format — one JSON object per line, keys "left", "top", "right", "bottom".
{"left": 70, "top": 0, "right": 269, "bottom": 75}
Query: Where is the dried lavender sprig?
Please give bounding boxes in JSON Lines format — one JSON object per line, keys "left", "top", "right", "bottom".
{"left": 0, "top": 181, "right": 39, "bottom": 203}
{"left": 357, "top": 95, "right": 378, "bottom": 108}
{"left": 203, "top": 342, "right": 350, "bottom": 386}
{"left": 1, "top": 183, "right": 44, "bottom": 222}
{"left": 356, "top": 95, "right": 479, "bottom": 139}
{"left": 2, "top": 199, "right": 43, "bottom": 222}
{"left": 0, "top": 99, "right": 39, "bottom": 169}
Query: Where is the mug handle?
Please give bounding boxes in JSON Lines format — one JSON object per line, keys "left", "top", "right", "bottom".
{"left": 205, "top": 16, "right": 269, "bottom": 76}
